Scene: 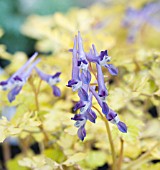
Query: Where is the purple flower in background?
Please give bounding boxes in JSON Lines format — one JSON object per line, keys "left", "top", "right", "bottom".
{"left": 122, "top": 2, "right": 160, "bottom": 42}
{"left": 35, "top": 68, "right": 61, "bottom": 97}
{"left": 0, "top": 52, "right": 40, "bottom": 102}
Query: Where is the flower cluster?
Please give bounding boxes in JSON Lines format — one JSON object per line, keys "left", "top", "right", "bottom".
{"left": 67, "top": 32, "right": 127, "bottom": 141}
{"left": 0, "top": 53, "right": 61, "bottom": 102}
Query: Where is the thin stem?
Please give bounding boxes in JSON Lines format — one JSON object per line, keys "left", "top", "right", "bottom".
{"left": 29, "top": 79, "right": 40, "bottom": 111}
{"left": 92, "top": 106, "right": 116, "bottom": 170}
{"left": 89, "top": 62, "right": 97, "bottom": 80}
{"left": 123, "top": 142, "right": 160, "bottom": 170}
{"left": 29, "top": 78, "right": 49, "bottom": 148}
{"left": 90, "top": 83, "right": 98, "bottom": 86}
{"left": 117, "top": 138, "right": 124, "bottom": 170}
{"left": 2, "top": 141, "right": 10, "bottom": 170}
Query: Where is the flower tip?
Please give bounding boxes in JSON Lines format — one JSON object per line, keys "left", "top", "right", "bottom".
{"left": 32, "top": 52, "right": 38, "bottom": 58}
{"left": 68, "top": 49, "right": 73, "bottom": 52}
{"left": 117, "top": 121, "right": 127, "bottom": 133}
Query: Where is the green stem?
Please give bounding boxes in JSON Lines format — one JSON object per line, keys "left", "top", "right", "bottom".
{"left": 92, "top": 106, "right": 116, "bottom": 170}
{"left": 123, "top": 142, "right": 160, "bottom": 170}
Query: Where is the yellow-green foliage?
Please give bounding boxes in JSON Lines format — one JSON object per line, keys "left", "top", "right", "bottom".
{"left": 0, "top": 0, "right": 160, "bottom": 170}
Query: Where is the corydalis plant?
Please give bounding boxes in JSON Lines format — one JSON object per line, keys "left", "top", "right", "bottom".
{"left": 0, "top": 53, "right": 61, "bottom": 102}
{"left": 67, "top": 32, "right": 127, "bottom": 141}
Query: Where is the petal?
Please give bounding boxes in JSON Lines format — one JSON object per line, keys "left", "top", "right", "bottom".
{"left": 8, "top": 86, "right": 22, "bottom": 102}
{"left": 77, "top": 125, "right": 86, "bottom": 141}
{"left": 0, "top": 80, "right": 9, "bottom": 90}
{"left": 99, "top": 50, "right": 108, "bottom": 61}
{"left": 66, "top": 79, "right": 78, "bottom": 87}
{"left": 105, "top": 64, "right": 118, "bottom": 75}
{"left": 13, "top": 76, "right": 23, "bottom": 82}
{"left": 35, "top": 67, "right": 50, "bottom": 82}
{"left": 81, "top": 70, "right": 91, "bottom": 84}
{"left": 52, "top": 85, "right": 61, "bottom": 97}
{"left": 86, "top": 49, "right": 98, "bottom": 63}
{"left": 71, "top": 114, "right": 86, "bottom": 121}
{"left": 22, "top": 58, "right": 41, "bottom": 80}
{"left": 117, "top": 121, "right": 127, "bottom": 133}
{"left": 87, "top": 109, "right": 97, "bottom": 123}
{"left": 73, "top": 101, "right": 85, "bottom": 112}
{"left": 78, "top": 88, "right": 88, "bottom": 101}
{"left": 107, "top": 109, "right": 117, "bottom": 121}
{"left": 102, "top": 102, "right": 109, "bottom": 116}
{"left": 78, "top": 31, "right": 86, "bottom": 59}
{"left": 52, "top": 72, "right": 61, "bottom": 79}
{"left": 96, "top": 63, "right": 108, "bottom": 99}
{"left": 10, "top": 52, "right": 38, "bottom": 80}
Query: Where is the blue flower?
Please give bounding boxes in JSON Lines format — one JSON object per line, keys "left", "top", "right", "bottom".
{"left": 107, "top": 109, "right": 127, "bottom": 133}
{"left": 89, "top": 86, "right": 109, "bottom": 116}
{"left": 71, "top": 113, "right": 87, "bottom": 141}
{"left": 67, "top": 36, "right": 82, "bottom": 91}
{"left": 92, "top": 45, "right": 109, "bottom": 101}
{"left": 77, "top": 32, "right": 91, "bottom": 84}
{"left": 35, "top": 67, "right": 61, "bottom": 97}
{"left": 86, "top": 45, "right": 118, "bottom": 75}
{"left": 72, "top": 87, "right": 97, "bottom": 141}
{"left": 0, "top": 52, "right": 40, "bottom": 102}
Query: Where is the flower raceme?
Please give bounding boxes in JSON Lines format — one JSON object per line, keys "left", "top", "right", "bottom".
{"left": 0, "top": 52, "right": 61, "bottom": 102}
{"left": 67, "top": 32, "right": 127, "bottom": 141}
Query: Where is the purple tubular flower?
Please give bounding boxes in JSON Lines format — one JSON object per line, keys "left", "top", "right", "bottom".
{"left": 73, "top": 101, "right": 86, "bottom": 112}
{"left": 92, "top": 45, "right": 108, "bottom": 101}
{"left": 77, "top": 32, "right": 88, "bottom": 66}
{"left": 72, "top": 87, "right": 97, "bottom": 141}
{"left": 0, "top": 52, "right": 38, "bottom": 91}
{"left": 35, "top": 67, "right": 61, "bottom": 97}
{"left": 117, "top": 121, "right": 127, "bottom": 133}
{"left": 67, "top": 36, "right": 82, "bottom": 91}
{"left": 52, "top": 85, "right": 61, "bottom": 97}
{"left": 80, "top": 70, "right": 91, "bottom": 84}
{"left": 77, "top": 32, "right": 91, "bottom": 84}
{"left": 89, "top": 87, "right": 109, "bottom": 116}
{"left": 98, "top": 50, "right": 118, "bottom": 75}
{"left": 71, "top": 114, "right": 87, "bottom": 141}
{"left": 105, "top": 64, "right": 118, "bottom": 76}
{"left": 87, "top": 44, "right": 118, "bottom": 75}
{"left": 0, "top": 52, "right": 40, "bottom": 102}
{"left": 86, "top": 108, "right": 97, "bottom": 123}
{"left": 96, "top": 62, "right": 108, "bottom": 100}
{"left": 107, "top": 109, "right": 127, "bottom": 133}
{"left": 8, "top": 86, "right": 22, "bottom": 103}
{"left": 78, "top": 125, "right": 86, "bottom": 141}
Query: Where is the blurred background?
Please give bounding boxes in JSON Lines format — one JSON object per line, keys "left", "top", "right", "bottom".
{"left": 0, "top": 0, "right": 100, "bottom": 54}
